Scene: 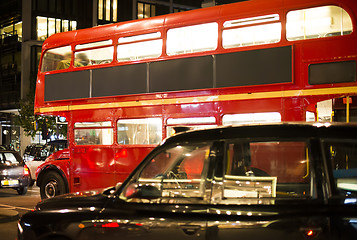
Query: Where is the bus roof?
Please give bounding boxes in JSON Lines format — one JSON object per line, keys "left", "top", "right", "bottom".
{"left": 41, "top": 0, "right": 336, "bottom": 51}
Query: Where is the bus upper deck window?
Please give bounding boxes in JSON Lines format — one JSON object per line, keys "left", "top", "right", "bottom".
{"left": 222, "top": 14, "right": 281, "bottom": 49}
{"left": 41, "top": 45, "right": 72, "bottom": 72}
{"left": 74, "top": 40, "right": 113, "bottom": 66}
{"left": 166, "top": 22, "right": 218, "bottom": 56}
{"left": 286, "top": 6, "right": 353, "bottom": 41}
{"left": 117, "top": 32, "right": 162, "bottom": 62}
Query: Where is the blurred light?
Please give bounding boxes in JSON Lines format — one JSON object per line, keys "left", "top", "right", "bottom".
{"left": 102, "top": 222, "right": 120, "bottom": 228}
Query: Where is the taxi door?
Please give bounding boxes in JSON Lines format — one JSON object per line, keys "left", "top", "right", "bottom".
{"left": 77, "top": 141, "right": 217, "bottom": 240}
{"left": 206, "top": 139, "right": 332, "bottom": 239}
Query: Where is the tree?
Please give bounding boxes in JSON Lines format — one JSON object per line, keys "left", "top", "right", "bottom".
{"left": 16, "top": 93, "right": 67, "bottom": 140}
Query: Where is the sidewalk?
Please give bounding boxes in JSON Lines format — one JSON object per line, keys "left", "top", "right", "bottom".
{"left": 0, "top": 208, "right": 19, "bottom": 223}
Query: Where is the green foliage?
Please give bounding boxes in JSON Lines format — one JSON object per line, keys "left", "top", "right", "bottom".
{"left": 15, "top": 93, "right": 67, "bottom": 139}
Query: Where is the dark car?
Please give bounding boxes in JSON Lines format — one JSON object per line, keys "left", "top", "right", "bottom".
{"left": 23, "top": 140, "right": 67, "bottom": 186}
{"left": 0, "top": 149, "right": 29, "bottom": 195}
{"left": 18, "top": 123, "right": 357, "bottom": 239}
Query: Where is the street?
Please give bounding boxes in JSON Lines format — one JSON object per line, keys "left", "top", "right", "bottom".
{"left": 0, "top": 186, "right": 41, "bottom": 240}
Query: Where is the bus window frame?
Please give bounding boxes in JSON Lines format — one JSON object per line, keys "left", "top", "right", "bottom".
{"left": 74, "top": 121, "right": 114, "bottom": 146}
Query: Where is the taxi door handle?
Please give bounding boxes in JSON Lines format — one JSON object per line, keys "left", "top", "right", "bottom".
{"left": 299, "top": 227, "right": 323, "bottom": 238}
{"left": 180, "top": 225, "right": 201, "bottom": 235}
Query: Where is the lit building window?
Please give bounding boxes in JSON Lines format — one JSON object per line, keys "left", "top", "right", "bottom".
{"left": 98, "top": 0, "right": 103, "bottom": 19}
{"left": 0, "top": 22, "right": 22, "bottom": 41}
{"left": 98, "top": 0, "right": 118, "bottom": 22}
{"left": 36, "top": 16, "right": 77, "bottom": 41}
{"left": 137, "top": 2, "right": 156, "bottom": 19}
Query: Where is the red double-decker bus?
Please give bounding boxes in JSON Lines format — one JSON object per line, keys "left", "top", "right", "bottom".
{"left": 35, "top": 0, "right": 357, "bottom": 199}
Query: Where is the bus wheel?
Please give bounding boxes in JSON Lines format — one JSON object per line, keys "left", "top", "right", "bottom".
{"left": 40, "top": 172, "right": 66, "bottom": 199}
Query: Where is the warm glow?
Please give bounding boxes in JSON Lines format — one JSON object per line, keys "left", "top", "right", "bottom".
{"left": 76, "top": 40, "right": 112, "bottom": 50}
{"left": 37, "top": 16, "right": 77, "bottom": 41}
{"left": 286, "top": 5, "right": 353, "bottom": 40}
{"left": 223, "top": 23, "right": 281, "bottom": 48}
{"left": 117, "top": 118, "right": 162, "bottom": 145}
{"left": 117, "top": 39, "right": 162, "bottom": 61}
{"left": 166, "top": 22, "right": 218, "bottom": 55}
{"left": 222, "top": 112, "right": 281, "bottom": 125}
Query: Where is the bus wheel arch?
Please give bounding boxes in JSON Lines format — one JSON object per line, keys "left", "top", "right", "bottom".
{"left": 38, "top": 168, "right": 69, "bottom": 199}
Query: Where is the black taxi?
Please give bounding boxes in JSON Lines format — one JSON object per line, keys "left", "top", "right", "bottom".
{"left": 18, "top": 123, "right": 357, "bottom": 239}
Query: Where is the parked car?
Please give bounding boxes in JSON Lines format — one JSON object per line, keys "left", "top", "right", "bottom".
{"left": 0, "top": 149, "right": 29, "bottom": 195}
{"left": 18, "top": 123, "right": 357, "bottom": 239}
{"left": 23, "top": 140, "right": 67, "bottom": 186}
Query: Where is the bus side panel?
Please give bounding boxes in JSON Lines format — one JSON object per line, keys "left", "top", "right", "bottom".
{"left": 71, "top": 146, "right": 117, "bottom": 192}
{"left": 115, "top": 147, "right": 155, "bottom": 183}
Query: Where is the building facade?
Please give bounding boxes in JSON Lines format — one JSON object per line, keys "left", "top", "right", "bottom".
{"left": 0, "top": 0, "right": 232, "bottom": 152}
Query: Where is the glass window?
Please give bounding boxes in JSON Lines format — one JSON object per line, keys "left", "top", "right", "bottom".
{"left": 222, "top": 112, "right": 281, "bottom": 125}
{"left": 74, "top": 47, "right": 114, "bottom": 66}
{"left": 41, "top": 45, "right": 72, "bottom": 72}
{"left": 3, "top": 153, "right": 20, "bottom": 165}
{"left": 37, "top": 16, "right": 48, "bottom": 41}
{"left": 117, "top": 32, "right": 162, "bottom": 61}
{"left": 62, "top": 20, "right": 69, "bottom": 32}
{"left": 14, "top": 22, "right": 22, "bottom": 41}
{"left": 56, "top": 19, "right": 61, "bottom": 33}
{"left": 323, "top": 141, "right": 357, "bottom": 197}
{"left": 213, "top": 141, "right": 312, "bottom": 205}
{"left": 74, "top": 121, "right": 111, "bottom": 128}
{"left": 98, "top": 0, "right": 118, "bottom": 22}
{"left": 48, "top": 18, "right": 56, "bottom": 37}
{"left": 113, "top": 0, "right": 117, "bottom": 22}
{"left": 105, "top": 0, "right": 111, "bottom": 21}
{"left": 306, "top": 111, "right": 316, "bottom": 122}
{"left": 286, "top": 5, "right": 353, "bottom": 41}
{"left": 37, "top": 16, "right": 77, "bottom": 41}
{"left": 117, "top": 118, "right": 162, "bottom": 145}
{"left": 166, "top": 22, "right": 218, "bottom": 56}
{"left": 166, "top": 117, "right": 217, "bottom": 137}
{"left": 166, "top": 117, "right": 216, "bottom": 125}
{"left": 76, "top": 40, "right": 113, "bottom": 50}
{"left": 137, "top": 2, "right": 155, "bottom": 19}
{"left": 98, "top": 0, "right": 103, "bottom": 20}
{"left": 223, "top": 14, "right": 281, "bottom": 48}
{"left": 1, "top": 22, "right": 22, "bottom": 42}
{"left": 74, "top": 121, "right": 113, "bottom": 145}
{"left": 122, "top": 143, "right": 211, "bottom": 203}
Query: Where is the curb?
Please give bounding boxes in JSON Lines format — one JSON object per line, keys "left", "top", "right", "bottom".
{"left": 0, "top": 209, "right": 19, "bottom": 223}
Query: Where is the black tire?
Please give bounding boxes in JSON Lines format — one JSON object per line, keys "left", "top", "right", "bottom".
{"left": 28, "top": 169, "right": 35, "bottom": 187}
{"left": 17, "top": 186, "right": 28, "bottom": 195}
{"left": 29, "top": 178, "right": 35, "bottom": 187}
{"left": 40, "top": 171, "right": 67, "bottom": 199}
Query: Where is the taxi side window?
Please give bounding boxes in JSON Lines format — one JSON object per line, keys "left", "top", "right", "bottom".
{"left": 212, "top": 141, "right": 313, "bottom": 205}
{"left": 123, "top": 143, "right": 212, "bottom": 204}
{"left": 323, "top": 140, "right": 357, "bottom": 197}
